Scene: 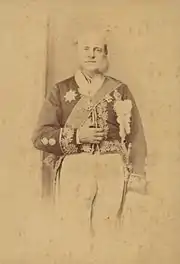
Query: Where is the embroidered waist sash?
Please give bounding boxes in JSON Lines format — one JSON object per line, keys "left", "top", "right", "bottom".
{"left": 79, "top": 140, "right": 127, "bottom": 158}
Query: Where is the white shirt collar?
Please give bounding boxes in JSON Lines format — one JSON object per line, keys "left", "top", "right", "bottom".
{"left": 74, "top": 70, "right": 105, "bottom": 96}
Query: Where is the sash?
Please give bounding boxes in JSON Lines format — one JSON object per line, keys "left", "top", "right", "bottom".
{"left": 65, "top": 77, "right": 123, "bottom": 128}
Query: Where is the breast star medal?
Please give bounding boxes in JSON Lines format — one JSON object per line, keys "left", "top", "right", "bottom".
{"left": 64, "top": 90, "right": 77, "bottom": 103}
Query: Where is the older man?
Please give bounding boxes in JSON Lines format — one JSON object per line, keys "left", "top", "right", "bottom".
{"left": 32, "top": 31, "right": 147, "bottom": 251}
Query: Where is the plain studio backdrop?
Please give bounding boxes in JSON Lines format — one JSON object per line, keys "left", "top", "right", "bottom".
{"left": 0, "top": 0, "right": 180, "bottom": 263}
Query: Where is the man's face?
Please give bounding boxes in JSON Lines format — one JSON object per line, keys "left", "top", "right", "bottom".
{"left": 77, "top": 33, "right": 107, "bottom": 74}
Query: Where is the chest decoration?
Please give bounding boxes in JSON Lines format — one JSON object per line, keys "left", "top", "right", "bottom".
{"left": 104, "top": 94, "right": 113, "bottom": 103}
{"left": 64, "top": 90, "right": 78, "bottom": 103}
{"left": 113, "top": 89, "right": 132, "bottom": 142}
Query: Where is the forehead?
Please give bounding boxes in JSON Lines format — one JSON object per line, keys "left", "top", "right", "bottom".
{"left": 78, "top": 33, "right": 106, "bottom": 48}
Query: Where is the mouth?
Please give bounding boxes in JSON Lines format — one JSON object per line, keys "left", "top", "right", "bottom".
{"left": 85, "top": 61, "right": 96, "bottom": 63}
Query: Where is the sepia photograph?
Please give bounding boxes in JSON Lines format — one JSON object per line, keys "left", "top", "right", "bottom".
{"left": 0, "top": 0, "right": 180, "bottom": 263}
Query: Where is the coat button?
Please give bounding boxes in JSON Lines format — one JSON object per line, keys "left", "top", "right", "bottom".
{"left": 41, "top": 137, "right": 48, "bottom": 145}
{"left": 49, "top": 138, "right": 56, "bottom": 146}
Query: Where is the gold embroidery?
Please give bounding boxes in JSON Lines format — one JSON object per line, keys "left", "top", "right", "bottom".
{"left": 96, "top": 100, "right": 109, "bottom": 132}
{"left": 81, "top": 144, "right": 92, "bottom": 153}
{"left": 100, "top": 140, "right": 122, "bottom": 153}
{"left": 113, "top": 89, "right": 122, "bottom": 101}
{"left": 61, "top": 127, "right": 78, "bottom": 154}
{"left": 65, "top": 143, "right": 78, "bottom": 154}
{"left": 63, "top": 127, "right": 74, "bottom": 139}
{"left": 43, "top": 154, "right": 57, "bottom": 168}
{"left": 87, "top": 98, "right": 93, "bottom": 111}
{"left": 104, "top": 94, "right": 113, "bottom": 103}
{"left": 80, "top": 140, "right": 124, "bottom": 155}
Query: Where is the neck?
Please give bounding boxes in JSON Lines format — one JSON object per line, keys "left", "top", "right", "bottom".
{"left": 80, "top": 68, "right": 102, "bottom": 79}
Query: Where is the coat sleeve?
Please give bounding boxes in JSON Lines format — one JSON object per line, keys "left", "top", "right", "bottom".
{"left": 122, "top": 85, "right": 147, "bottom": 176}
{"left": 32, "top": 84, "right": 78, "bottom": 156}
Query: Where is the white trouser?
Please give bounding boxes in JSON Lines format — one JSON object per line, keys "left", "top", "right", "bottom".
{"left": 58, "top": 153, "right": 123, "bottom": 222}
{"left": 53, "top": 153, "right": 149, "bottom": 263}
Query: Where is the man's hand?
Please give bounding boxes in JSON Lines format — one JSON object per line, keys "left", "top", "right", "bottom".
{"left": 78, "top": 126, "right": 107, "bottom": 144}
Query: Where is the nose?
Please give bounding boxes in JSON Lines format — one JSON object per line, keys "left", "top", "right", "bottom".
{"left": 88, "top": 48, "right": 95, "bottom": 58}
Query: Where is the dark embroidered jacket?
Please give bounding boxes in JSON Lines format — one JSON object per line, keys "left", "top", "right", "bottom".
{"left": 32, "top": 76, "right": 147, "bottom": 175}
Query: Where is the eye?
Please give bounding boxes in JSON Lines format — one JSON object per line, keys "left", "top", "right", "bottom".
{"left": 96, "top": 47, "right": 103, "bottom": 53}
{"left": 84, "top": 46, "right": 89, "bottom": 51}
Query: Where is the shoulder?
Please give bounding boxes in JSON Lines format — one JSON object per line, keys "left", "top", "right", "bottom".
{"left": 105, "top": 75, "right": 130, "bottom": 95}
{"left": 54, "top": 76, "right": 75, "bottom": 90}
{"left": 105, "top": 75, "right": 136, "bottom": 103}
{"left": 47, "top": 76, "right": 75, "bottom": 101}
{"left": 105, "top": 75, "right": 128, "bottom": 88}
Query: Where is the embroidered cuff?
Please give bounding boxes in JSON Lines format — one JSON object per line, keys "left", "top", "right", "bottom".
{"left": 59, "top": 127, "right": 78, "bottom": 154}
{"left": 34, "top": 129, "right": 62, "bottom": 155}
